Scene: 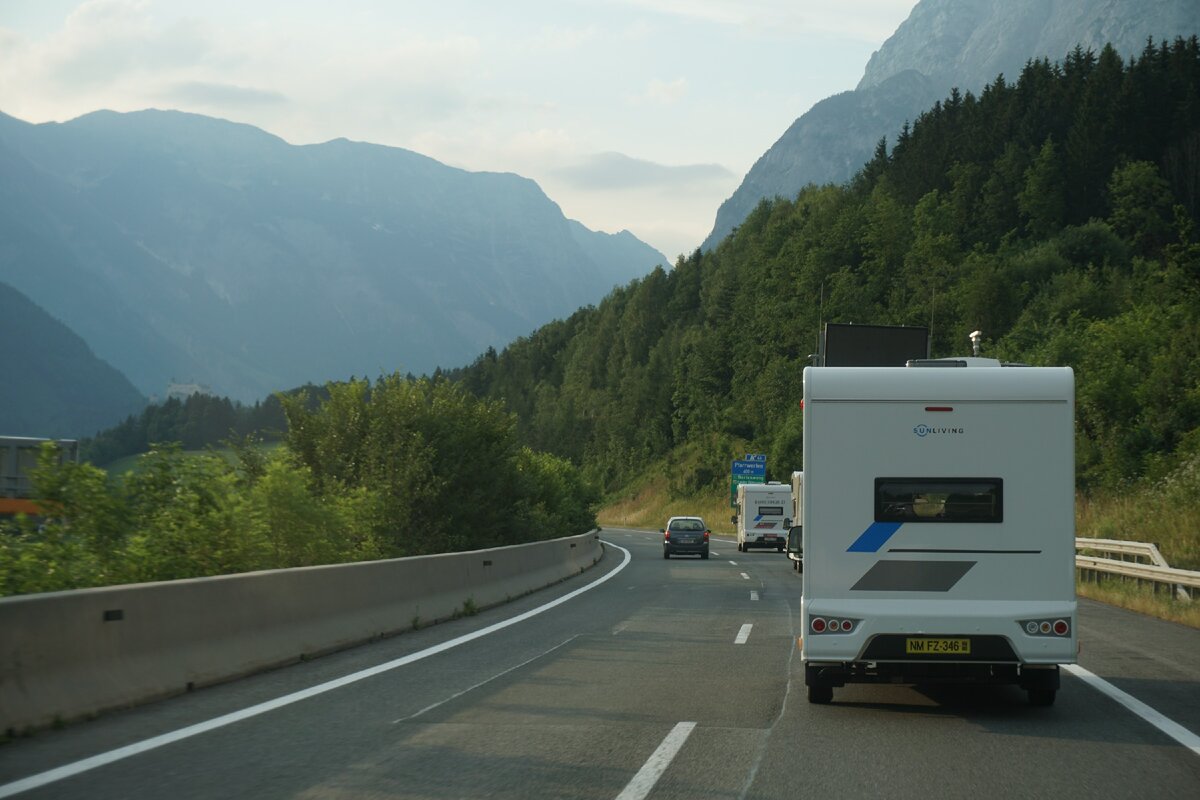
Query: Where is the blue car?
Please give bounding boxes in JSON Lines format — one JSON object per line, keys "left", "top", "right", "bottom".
{"left": 662, "top": 516, "right": 710, "bottom": 559}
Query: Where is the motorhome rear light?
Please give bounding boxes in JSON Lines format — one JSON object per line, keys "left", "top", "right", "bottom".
{"left": 925, "top": 406, "right": 954, "bottom": 412}
{"left": 811, "top": 617, "right": 826, "bottom": 633}
{"left": 828, "top": 619, "right": 840, "bottom": 632}
{"left": 841, "top": 619, "right": 853, "bottom": 632}
{"left": 1019, "top": 617, "right": 1068, "bottom": 637}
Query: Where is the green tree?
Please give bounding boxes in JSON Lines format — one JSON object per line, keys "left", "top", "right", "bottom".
{"left": 1109, "top": 161, "right": 1176, "bottom": 256}
{"left": 1019, "top": 137, "right": 1066, "bottom": 238}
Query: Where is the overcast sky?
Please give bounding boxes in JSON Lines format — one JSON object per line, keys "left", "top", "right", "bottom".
{"left": 0, "top": 0, "right": 919, "bottom": 260}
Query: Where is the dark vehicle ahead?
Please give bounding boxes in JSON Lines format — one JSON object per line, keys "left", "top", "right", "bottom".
{"left": 662, "top": 516, "right": 710, "bottom": 559}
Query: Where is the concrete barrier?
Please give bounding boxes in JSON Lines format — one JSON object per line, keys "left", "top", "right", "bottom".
{"left": 0, "top": 531, "right": 603, "bottom": 733}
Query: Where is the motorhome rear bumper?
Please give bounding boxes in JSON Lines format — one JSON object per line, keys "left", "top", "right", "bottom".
{"left": 801, "top": 599, "right": 1077, "bottom": 664}
{"left": 805, "top": 661, "right": 1060, "bottom": 690}
{"left": 745, "top": 537, "right": 784, "bottom": 549}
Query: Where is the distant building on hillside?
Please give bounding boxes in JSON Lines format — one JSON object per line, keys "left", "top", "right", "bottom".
{"left": 165, "top": 381, "right": 212, "bottom": 401}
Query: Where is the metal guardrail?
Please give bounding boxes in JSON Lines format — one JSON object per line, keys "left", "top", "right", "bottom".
{"left": 1075, "top": 537, "right": 1197, "bottom": 601}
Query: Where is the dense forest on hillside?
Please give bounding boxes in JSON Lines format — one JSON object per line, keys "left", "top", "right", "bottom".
{"left": 80, "top": 391, "right": 290, "bottom": 465}
{"left": 1, "top": 377, "right": 597, "bottom": 595}
{"left": 453, "top": 38, "right": 1200, "bottom": 493}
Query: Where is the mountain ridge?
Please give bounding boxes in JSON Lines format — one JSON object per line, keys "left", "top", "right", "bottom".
{"left": 701, "top": 0, "right": 1200, "bottom": 251}
{"left": 0, "top": 109, "right": 668, "bottom": 402}
{"left": 0, "top": 280, "right": 146, "bottom": 438}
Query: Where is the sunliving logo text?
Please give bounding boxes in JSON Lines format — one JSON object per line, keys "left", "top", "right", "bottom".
{"left": 913, "top": 424, "right": 965, "bottom": 437}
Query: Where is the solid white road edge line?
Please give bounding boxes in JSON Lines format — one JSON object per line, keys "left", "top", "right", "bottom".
{"left": 1063, "top": 664, "right": 1200, "bottom": 757}
{"left": 0, "top": 542, "right": 634, "bottom": 800}
{"left": 615, "top": 721, "right": 697, "bottom": 800}
{"left": 735, "top": 624, "right": 753, "bottom": 645}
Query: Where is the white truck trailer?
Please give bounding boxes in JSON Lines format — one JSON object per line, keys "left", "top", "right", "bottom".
{"left": 733, "top": 482, "right": 791, "bottom": 552}
{"left": 800, "top": 358, "right": 1076, "bottom": 706}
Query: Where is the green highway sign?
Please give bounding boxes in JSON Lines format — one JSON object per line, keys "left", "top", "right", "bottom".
{"left": 730, "top": 474, "right": 766, "bottom": 506}
{"left": 731, "top": 454, "right": 767, "bottom": 505}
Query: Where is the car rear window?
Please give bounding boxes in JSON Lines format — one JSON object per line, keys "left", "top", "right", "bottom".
{"left": 669, "top": 519, "right": 705, "bottom": 531}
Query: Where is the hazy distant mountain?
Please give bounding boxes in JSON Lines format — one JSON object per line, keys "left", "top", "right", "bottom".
{"left": 0, "top": 110, "right": 667, "bottom": 401}
{"left": 0, "top": 281, "right": 146, "bottom": 438}
{"left": 702, "top": 0, "right": 1200, "bottom": 250}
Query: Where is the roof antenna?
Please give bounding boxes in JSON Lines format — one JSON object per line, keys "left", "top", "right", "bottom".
{"left": 809, "top": 281, "right": 825, "bottom": 366}
{"left": 969, "top": 330, "right": 983, "bottom": 357}
{"left": 929, "top": 288, "right": 935, "bottom": 354}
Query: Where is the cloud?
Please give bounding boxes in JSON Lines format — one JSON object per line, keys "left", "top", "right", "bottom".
{"left": 163, "top": 81, "right": 288, "bottom": 108}
{"left": 640, "top": 77, "right": 687, "bottom": 105}
{"left": 37, "top": 0, "right": 212, "bottom": 92}
{"left": 529, "top": 25, "right": 598, "bottom": 51}
{"left": 553, "top": 152, "right": 733, "bottom": 191}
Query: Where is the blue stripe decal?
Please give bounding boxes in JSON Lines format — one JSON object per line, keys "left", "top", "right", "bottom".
{"left": 754, "top": 514, "right": 763, "bottom": 522}
{"left": 848, "top": 522, "right": 903, "bottom": 553}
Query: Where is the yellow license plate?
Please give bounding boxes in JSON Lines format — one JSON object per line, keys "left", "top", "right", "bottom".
{"left": 906, "top": 638, "right": 971, "bottom": 655}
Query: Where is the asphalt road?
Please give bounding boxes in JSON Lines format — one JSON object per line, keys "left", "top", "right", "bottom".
{"left": 1, "top": 528, "right": 1197, "bottom": 799}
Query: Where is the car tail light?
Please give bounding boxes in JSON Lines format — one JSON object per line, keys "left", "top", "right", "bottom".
{"left": 704, "top": 530, "right": 710, "bottom": 540}
{"left": 664, "top": 531, "right": 670, "bottom": 540}
{"left": 811, "top": 617, "right": 826, "bottom": 633}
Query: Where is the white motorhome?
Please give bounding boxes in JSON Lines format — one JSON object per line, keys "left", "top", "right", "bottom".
{"left": 734, "top": 482, "right": 791, "bottom": 552}
{"left": 787, "top": 471, "right": 804, "bottom": 571}
{"left": 800, "top": 358, "right": 1076, "bottom": 706}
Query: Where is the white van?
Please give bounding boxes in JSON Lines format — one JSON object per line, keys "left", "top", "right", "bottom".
{"left": 786, "top": 471, "right": 804, "bottom": 571}
{"left": 734, "top": 482, "right": 791, "bottom": 552}
{"left": 800, "top": 359, "right": 1076, "bottom": 706}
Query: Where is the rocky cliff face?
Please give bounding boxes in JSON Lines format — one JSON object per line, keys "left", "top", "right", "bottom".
{"left": 859, "top": 0, "right": 1200, "bottom": 92}
{"left": 702, "top": 0, "right": 1200, "bottom": 251}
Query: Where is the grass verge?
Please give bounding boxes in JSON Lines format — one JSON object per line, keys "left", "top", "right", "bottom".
{"left": 1077, "top": 578, "right": 1200, "bottom": 628}
{"left": 598, "top": 476, "right": 732, "bottom": 535}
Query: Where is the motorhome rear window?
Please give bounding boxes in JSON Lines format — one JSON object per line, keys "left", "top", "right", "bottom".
{"left": 874, "top": 478, "right": 1003, "bottom": 523}
{"left": 756, "top": 506, "right": 784, "bottom": 516}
